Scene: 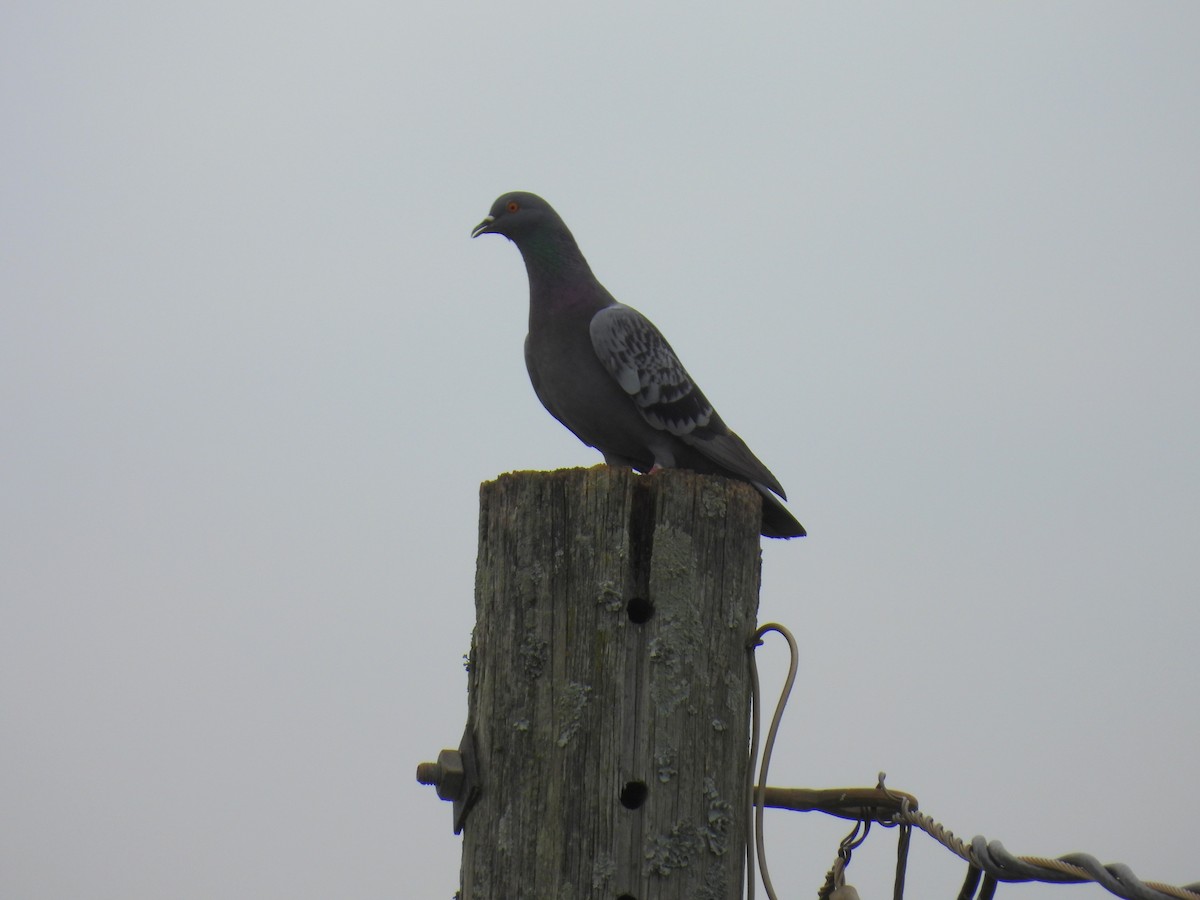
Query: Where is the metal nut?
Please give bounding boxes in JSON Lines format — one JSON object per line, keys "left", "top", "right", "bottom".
{"left": 415, "top": 749, "right": 465, "bottom": 801}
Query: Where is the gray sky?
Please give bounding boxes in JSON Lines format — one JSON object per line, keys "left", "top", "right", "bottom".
{"left": 3, "top": 2, "right": 1198, "bottom": 898}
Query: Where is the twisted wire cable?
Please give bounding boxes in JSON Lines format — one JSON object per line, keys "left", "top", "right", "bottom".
{"left": 883, "top": 783, "right": 1200, "bottom": 900}
{"left": 748, "top": 626, "right": 1199, "bottom": 900}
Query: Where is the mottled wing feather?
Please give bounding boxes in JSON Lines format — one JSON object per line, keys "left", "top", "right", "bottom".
{"left": 589, "top": 305, "right": 713, "bottom": 437}
{"left": 590, "top": 304, "right": 789, "bottom": 501}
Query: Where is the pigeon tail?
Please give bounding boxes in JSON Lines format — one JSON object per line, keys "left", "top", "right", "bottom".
{"left": 757, "top": 486, "right": 808, "bottom": 538}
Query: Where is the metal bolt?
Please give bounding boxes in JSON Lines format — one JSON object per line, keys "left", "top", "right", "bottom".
{"left": 416, "top": 725, "right": 480, "bottom": 834}
{"left": 415, "top": 762, "right": 441, "bottom": 785}
{"left": 415, "top": 749, "right": 465, "bottom": 801}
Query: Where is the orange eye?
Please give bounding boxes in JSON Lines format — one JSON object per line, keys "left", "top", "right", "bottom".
{"left": 507, "top": 200, "right": 520, "bottom": 212}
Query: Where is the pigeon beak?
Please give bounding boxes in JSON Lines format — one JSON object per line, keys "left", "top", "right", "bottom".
{"left": 471, "top": 215, "right": 495, "bottom": 238}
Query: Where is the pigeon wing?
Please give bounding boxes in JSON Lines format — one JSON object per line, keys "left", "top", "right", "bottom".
{"left": 590, "top": 304, "right": 787, "bottom": 498}
{"left": 589, "top": 304, "right": 714, "bottom": 437}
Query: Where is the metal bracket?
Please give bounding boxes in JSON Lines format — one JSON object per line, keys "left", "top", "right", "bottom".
{"left": 760, "top": 785, "right": 919, "bottom": 823}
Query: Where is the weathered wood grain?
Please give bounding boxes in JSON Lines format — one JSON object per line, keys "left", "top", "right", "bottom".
{"left": 462, "top": 466, "right": 761, "bottom": 900}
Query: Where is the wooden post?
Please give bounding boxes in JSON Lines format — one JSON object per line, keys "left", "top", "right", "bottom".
{"left": 461, "top": 466, "right": 762, "bottom": 900}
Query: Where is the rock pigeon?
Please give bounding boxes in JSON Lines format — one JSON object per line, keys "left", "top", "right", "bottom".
{"left": 472, "top": 191, "right": 805, "bottom": 539}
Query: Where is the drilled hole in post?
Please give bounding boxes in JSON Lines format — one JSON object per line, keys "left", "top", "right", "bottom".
{"left": 617, "top": 895, "right": 637, "bottom": 900}
{"left": 619, "top": 781, "right": 648, "bottom": 810}
{"left": 626, "top": 596, "right": 654, "bottom": 624}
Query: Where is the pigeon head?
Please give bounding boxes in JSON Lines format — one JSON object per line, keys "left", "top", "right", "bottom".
{"left": 472, "top": 192, "right": 595, "bottom": 284}
{"left": 471, "top": 192, "right": 568, "bottom": 244}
